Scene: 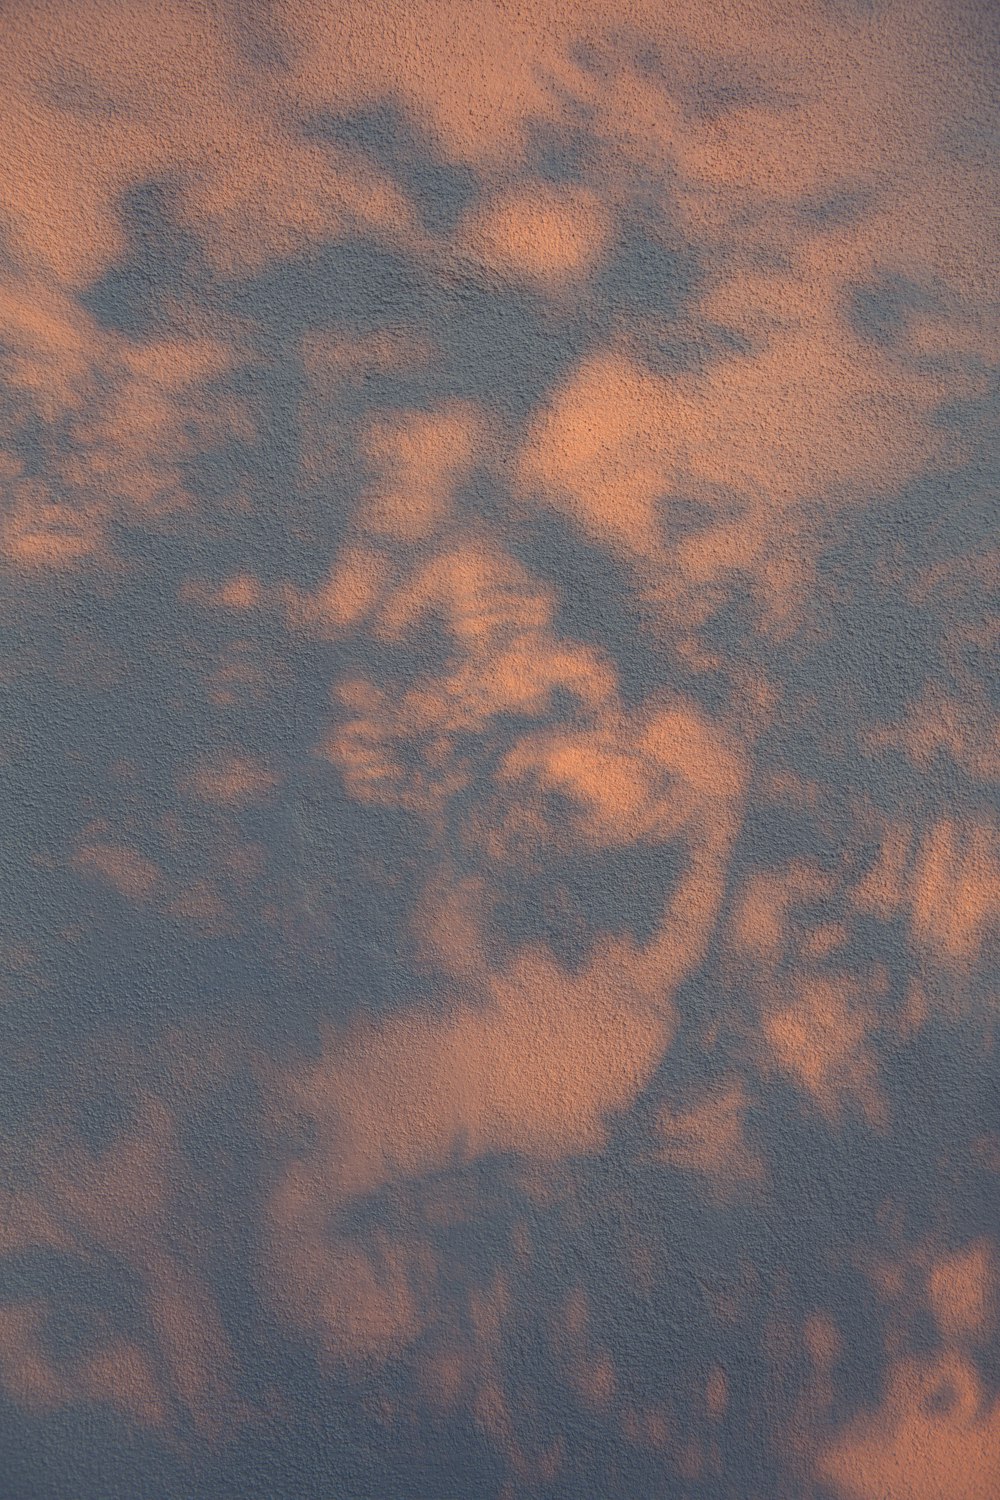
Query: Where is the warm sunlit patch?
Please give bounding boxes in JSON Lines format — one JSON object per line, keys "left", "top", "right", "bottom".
{"left": 287, "top": 546, "right": 392, "bottom": 634}
{"left": 298, "top": 331, "right": 435, "bottom": 489}
{"left": 0, "top": 281, "right": 96, "bottom": 419}
{"left": 461, "top": 183, "right": 609, "bottom": 285}
{"left": 818, "top": 1353, "right": 1000, "bottom": 1500}
{"left": 929, "top": 1241, "right": 997, "bottom": 1344}
{"left": 70, "top": 335, "right": 248, "bottom": 516}
{"left": 519, "top": 304, "right": 953, "bottom": 598}
{"left": 359, "top": 402, "right": 483, "bottom": 540}
{"left": 0, "top": 0, "right": 419, "bottom": 284}
{"left": 282, "top": 0, "right": 579, "bottom": 168}
{"left": 623, "top": 1403, "right": 673, "bottom": 1452}
{"left": 803, "top": 1311, "right": 842, "bottom": 1417}
{"left": 854, "top": 814, "right": 1000, "bottom": 973}
{"left": 911, "top": 818, "right": 1000, "bottom": 965}
{"left": 321, "top": 543, "right": 619, "bottom": 817}
{"left": 831, "top": 1229, "right": 1000, "bottom": 1496}
{"left": 180, "top": 572, "right": 272, "bottom": 615}
{"left": 2, "top": 490, "right": 103, "bottom": 569}
{"left": 213, "top": 573, "right": 264, "bottom": 610}
{"left": 518, "top": 351, "right": 678, "bottom": 553}
{"left": 732, "top": 861, "right": 833, "bottom": 970}
{"left": 763, "top": 976, "right": 887, "bottom": 1128}
{"left": 2, "top": 292, "right": 251, "bottom": 572}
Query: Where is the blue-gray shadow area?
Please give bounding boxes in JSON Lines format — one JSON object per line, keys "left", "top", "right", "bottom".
{"left": 846, "top": 270, "right": 943, "bottom": 349}
{"left": 487, "top": 832, "right": 688, "bottom": 972}
{"left": 218, "top": 228, "right": 598, "bottom": 431}
{"left": 80, "top": 181, "right": 204, "bottom": 342}
{"left": 0, "top": 1249, "right": 149, "bottom": 1364}
{"left": 302, "top": 101, "right": 480, "bottom": 235}
{"left": 506, "top": 498, "right": 744, "bottom": 715}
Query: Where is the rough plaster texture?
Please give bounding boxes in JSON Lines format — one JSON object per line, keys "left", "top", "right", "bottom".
{"left": 0, "top": 2, "right": 998, "bottom": 1496}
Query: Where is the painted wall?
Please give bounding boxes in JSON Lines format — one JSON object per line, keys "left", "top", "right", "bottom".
{"left": 1, "top": 3, "right": 997, "bottom": 1496}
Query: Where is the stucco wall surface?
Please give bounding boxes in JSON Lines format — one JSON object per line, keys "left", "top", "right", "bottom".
{"left": 0, "top": 2, "right": 997, "bottom": 1496}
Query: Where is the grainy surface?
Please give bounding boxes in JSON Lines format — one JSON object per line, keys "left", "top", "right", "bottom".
{"left": 0, "top": 3, "right": 998, "bottom": 1496}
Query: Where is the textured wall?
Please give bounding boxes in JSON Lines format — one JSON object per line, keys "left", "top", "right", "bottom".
{"left": 1, "top": 2, "right": 998, "bottom": 1496}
